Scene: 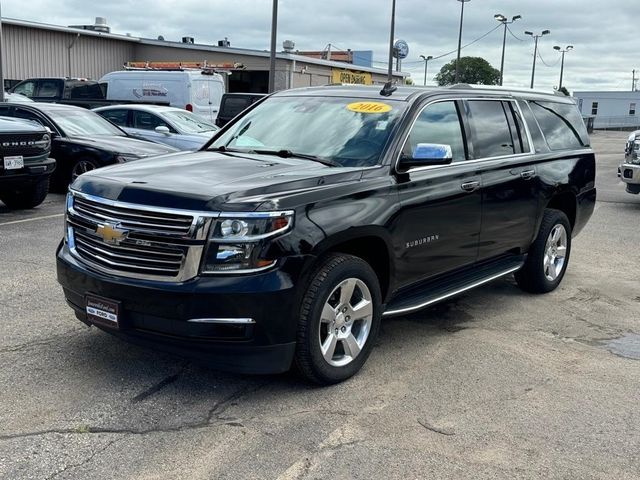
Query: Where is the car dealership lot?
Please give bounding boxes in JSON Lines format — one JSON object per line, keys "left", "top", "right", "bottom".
{"left": 1, "top": 131, "right": 638, "bottom": 479}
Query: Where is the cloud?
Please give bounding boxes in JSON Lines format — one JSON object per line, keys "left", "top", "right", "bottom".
{"left": 3, "top": 0, "right": 637, "bottom": 92}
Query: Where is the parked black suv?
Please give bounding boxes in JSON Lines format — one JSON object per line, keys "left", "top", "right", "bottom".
{"left": 0, "top": 116, "right": 54, "bottom": 209}
{"left": 215, "top": 92, "right": 266, "bottom": 128}
{"left": 56, "top": 85, "right": 596, "bottom": 384}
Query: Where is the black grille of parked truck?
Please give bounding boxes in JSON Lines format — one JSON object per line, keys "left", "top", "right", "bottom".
{"left": 0, "top": 116, "right": 54, "bottom": 209}
{"left": 56, "top": 84, "right": 596, "bottom": 384}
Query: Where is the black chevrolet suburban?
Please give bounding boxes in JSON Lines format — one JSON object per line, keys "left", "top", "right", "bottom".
{"left": 0, "top": 116, "right": 54, "bottom": 209}
{"left": 56, "top": 85, "right": 596, "bottom": 384}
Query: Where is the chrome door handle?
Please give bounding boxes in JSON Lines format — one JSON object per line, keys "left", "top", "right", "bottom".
{"left": 460, "top": 181, "right": 480, "bottom": 192}
{"left": 520, "top": 169, "right": 536, "bottom": 180}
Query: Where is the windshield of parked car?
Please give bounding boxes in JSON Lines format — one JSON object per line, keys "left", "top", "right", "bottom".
{"left": 163, "top": 110, "right": 217, "bottom": 134}
{"left": 49, "top": 108, "right": 126, "bottom": 137}
{"left": 209, "top": 96, "right": 406, "bottom": 167}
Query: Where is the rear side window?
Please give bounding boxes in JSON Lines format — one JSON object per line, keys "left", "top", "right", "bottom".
{"left": 221, "top": 97, "right": 252, "bottom": 118}
{"left": 466, "top": 100, "right": 514, "bottom": 158}
{"left": 69, "top": 83, "right": 104, "bottom": 99}
{"left": 37, "top": 80, "right": 62, "bottom": 98}
{"left": 132, "top": 111, "right": 171, "bottom": 131}
{"left": 518, "top": 100, "right": 548, "bottom": 153}
{"left": 529, "top": 101, "right": 589, "bottom": 150}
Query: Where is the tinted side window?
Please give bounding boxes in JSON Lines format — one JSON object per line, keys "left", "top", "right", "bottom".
{"left": 403, "top": 101, "right": 466, "bottom": 162}
{"left": 69, "top": 83, "right": 104, "bottom": 99}
{"left": 508, "top": 102, "right": 530, "bottom": 153}
{"left": 37, "top": 80, "right": 62, "bottom": 98}
{"left": 529, "top": 101, "right": 588, "bottom": 150}
{"left": 221, "top": 97, "right": 252, "bottom": 118}
{"left": 518, "top": 100, "right": 548, "bottom": 153}
{"left": 132, "top": 111, "right": 171, "bottom": 131}
{"left": 100, "top": 109, "right": 129, "bottom": 127}
{"left": 466, "top": 100, "right": 514, "bottom": 158}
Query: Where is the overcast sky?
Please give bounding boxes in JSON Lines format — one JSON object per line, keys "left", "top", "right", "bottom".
{"left": 3, "top": 0, "right": 637, "bottom": 92}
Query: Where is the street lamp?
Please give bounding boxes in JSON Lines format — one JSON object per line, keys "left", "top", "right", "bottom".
{"left": 420, "top": 55, "right": 433, "bottom": 86}
{"left": 494, "top": 14, "right": 521, "bottom": 86}
{"left": 553, "top": 45, "right": 573, "bottom": 90}
{"left": 525, "top": 29, "right": 551, "bottom": 89}
{"left": 455, "top": 0, "right": 471, "bottom": 84}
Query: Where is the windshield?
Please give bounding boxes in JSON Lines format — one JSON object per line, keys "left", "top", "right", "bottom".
{"left": 50, "top": 108, "right": 126, "bottom": 137}
{"left": 163, "top": 110, "right": 217, "bottom": 134}
{"left": 209, "top": 96, "right": 406, "bottom": 167}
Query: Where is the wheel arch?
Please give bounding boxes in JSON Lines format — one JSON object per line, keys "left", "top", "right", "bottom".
{"left": 312, "top": 227, "right": 395, "bottom": 302}
{"left": 545, "top": 190, "right": 577, "bottom": 229}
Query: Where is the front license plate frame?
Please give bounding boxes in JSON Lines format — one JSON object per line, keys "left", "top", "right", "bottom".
{"left": 4, "top": 156, "right": 24, "bottom": 170}
{"left": 85, "top": 294, "right": 121, "bottom": 329}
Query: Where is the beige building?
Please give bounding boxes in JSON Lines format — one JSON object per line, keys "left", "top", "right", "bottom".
{"left": 1, "top": 17, "right": 406, "bottom": 92}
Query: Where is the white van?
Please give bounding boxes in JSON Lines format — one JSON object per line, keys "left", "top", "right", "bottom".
{"left": 99, "top": 70, "right": 225, "bottom": 122}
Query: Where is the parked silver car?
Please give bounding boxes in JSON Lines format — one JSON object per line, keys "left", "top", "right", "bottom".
{"left": 93, "top": 105, "right": 218, "bottom": 150}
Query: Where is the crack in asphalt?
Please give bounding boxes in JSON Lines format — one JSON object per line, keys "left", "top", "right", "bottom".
{"left": 131, "top": 362, "right": 190, "bottom": 403}
{"left": 417, "top": 419, "right": 455, "bottom": 436}
{"left": 45, "top": 436, "right": 124, "bottom": 480}
{"left": 0, "top": 382, "right": 269, "bottom": 441}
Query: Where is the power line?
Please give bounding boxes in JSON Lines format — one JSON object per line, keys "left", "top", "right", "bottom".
{"left": 536, "top": 49, "right": 560, "bottom": 68}
{"left": 506, "top": 25, "right": 524, "bottom": 42}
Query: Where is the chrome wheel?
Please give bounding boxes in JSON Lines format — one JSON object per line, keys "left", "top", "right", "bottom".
{"left": 543, "top": 224, "right": 568, "bottom": 281}
{"left": 71, "top": 160, "right": 97, "bottom": 181}
{"left": 318, "top": 278, "right": 373, "bottom": 367}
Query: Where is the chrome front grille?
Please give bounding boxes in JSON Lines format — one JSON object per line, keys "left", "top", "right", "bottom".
{"left": 72, "top": 195, "right": 194, "bottom": 237}
{"left": 66, "top": 191, "right": 215, "bottom": 282}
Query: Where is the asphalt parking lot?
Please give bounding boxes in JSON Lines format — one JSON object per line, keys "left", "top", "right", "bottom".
{"left": 1, "top": 130, "right": 639, "bottom": 480}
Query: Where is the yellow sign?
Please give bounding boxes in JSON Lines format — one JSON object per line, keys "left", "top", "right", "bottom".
{"left": 347, "top": 102, "right": 393, "bottom": 114}
{"left": 332, "top": 69, "right": 373, "bottom": 85}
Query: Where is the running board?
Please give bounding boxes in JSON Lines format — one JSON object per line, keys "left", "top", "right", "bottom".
{"left": 383, "top": 256, "right": 525, "bottom": 317}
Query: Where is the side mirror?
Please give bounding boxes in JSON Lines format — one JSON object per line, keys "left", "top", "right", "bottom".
{"left": 399, "top": 143, "right": 453, "bottom": 170}
{"left": 44, "top": 126, "right": 58, "bottom": 138}
{"left": 155, "top": 125, "right": 171, "bottom": 135}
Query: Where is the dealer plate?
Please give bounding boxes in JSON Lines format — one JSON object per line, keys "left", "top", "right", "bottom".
{"left": 85, "top": 294, "right": 121, "bottom": 329}
{"left": 4, "top": 156, "right": 24, "bottom": 170}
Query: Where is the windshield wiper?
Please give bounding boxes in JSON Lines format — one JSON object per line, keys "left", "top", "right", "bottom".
{"left": 251, "top": 149, "right": 340, "bottom": 167}
{"left": 209, "top": 145, "right": 246, "bottom": 154}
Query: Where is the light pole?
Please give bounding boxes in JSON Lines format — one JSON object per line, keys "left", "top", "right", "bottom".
{"left": 420, "top": 55, "right": 433, "bottom": 86}
{"left": 268, "top": 0, "right": 278, "bottom": 93}
{"left": 494, "top": 14, "right": 521, "bottom": 86}
{"left": 386, "top": 0, "right": 396, "bottom": 83}
{"left": 525, "top": 29, "right": 550, "bottom": 89}
{"left": 455, "top": 0, "right": 471, "bottom": 84}
{"left": 553, "top": 45, "right": 573, "bottom": 90}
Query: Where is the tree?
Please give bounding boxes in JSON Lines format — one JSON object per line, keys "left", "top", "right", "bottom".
{"left": 435, "top": 57, "right": 500, "bottom": 86}
{"left": 404, "top": 77, "right": 415, "bottom": 85}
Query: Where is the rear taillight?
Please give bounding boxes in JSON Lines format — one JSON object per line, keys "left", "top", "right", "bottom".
{"left": 186, "top": 103, "right": 193, "bottom": 112}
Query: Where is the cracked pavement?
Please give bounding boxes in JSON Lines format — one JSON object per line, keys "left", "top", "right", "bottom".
{"left": 1, "top": 131, "right": 639, "bottom": 479}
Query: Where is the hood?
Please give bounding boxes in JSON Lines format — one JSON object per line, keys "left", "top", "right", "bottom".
{"left": 64, "top": 135, "right": 178, "bottom": 156}
{"left": 0, "top": 116, "right": 46, "bottom": 133}
{"left": 72, "top": 150, "right": 364, "bottom": 211}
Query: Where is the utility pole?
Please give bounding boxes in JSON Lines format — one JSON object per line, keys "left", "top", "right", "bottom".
{"left": 455, "top": 0, "right": 471, "bottom": 83}
{"left": 525, "top": 30, "right": 550, "bottom": 89}
{"left": 386, "top": 0, "right": 396, "bottom": 83}
{"left": 553, "top": 45, "right": 573, "bottom": 90}
{"left": 0, "top": 2, "right": 4, "bottom": 101}
{"left": 633, "top": 70, "right": 637, "bottom": 92}
{"left": 268, "top": 0, "right": 278, "bottom": 93}
{"left": 420, "top": 55, "right": 433, "bottom": 86}
{"left": 494, "top": 14, "right": 521, "bottom": 86}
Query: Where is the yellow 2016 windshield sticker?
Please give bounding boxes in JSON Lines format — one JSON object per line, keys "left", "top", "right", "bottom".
{"left": 347, "top": 101, "right": 392, "bottom": 114}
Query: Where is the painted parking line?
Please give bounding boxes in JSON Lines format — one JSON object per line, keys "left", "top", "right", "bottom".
{"left": 0, "top": 213, "right": 64, "bottom": 226}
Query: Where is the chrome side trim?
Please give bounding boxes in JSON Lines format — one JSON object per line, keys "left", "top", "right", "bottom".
{"left": 187, "top": 318, "right": 256, "bottom": 324}
{"left": 382, "top": 265, "right": 522, "bottom": 317}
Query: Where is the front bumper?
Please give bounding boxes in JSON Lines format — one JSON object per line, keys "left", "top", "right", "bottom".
{"left": 618, "top": 163, "right": 640, "bottom": 193}
{"left": 0, "top": 157, "right": 56, "bottom": 187}
{"left": 56, "top": 241, "right": 314, "bottom": 374}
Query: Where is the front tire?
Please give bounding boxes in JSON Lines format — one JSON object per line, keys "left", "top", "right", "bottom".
{"left": 294, "top": 254, "right": 382, "bottom": 385}
{"left": 515, "top": 209, "right": 572, "bottom": 293}
{"left": 0, "top": 178, "right": 49, "bottom": 209}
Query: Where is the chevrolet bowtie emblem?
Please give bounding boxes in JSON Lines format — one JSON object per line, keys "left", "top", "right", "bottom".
{"left": 96, "top": 223, "right": 129, "bottom": 245}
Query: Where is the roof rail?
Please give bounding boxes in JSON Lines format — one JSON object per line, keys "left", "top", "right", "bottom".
{"left": 447, "top": 83, "right": 560, "bottom": 96}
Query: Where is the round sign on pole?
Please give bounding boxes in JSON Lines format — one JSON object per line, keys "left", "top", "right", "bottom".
{"left": 393, "top": 39, "right": 409, "bottom": 60}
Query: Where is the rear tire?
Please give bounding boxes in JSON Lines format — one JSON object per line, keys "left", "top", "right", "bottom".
{"left": 294, "top": 254, "right": 382, "bottom": 385}
{"left": 515, "top": 209, "right": 572, "bottom": 293}
{"left": 0, "top": 178, "right": 49, "bottom": 209}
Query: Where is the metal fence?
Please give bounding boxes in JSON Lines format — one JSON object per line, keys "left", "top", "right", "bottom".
{"left": 592, "top": 115, "right": 640, "bottom": 130}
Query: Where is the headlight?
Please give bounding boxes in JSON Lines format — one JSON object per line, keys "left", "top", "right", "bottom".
{"left": 201, "top": 211, "right": 294, "bottom": 273}
{"left": 115, "top": 154, "right": 140, "bottom": 163}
